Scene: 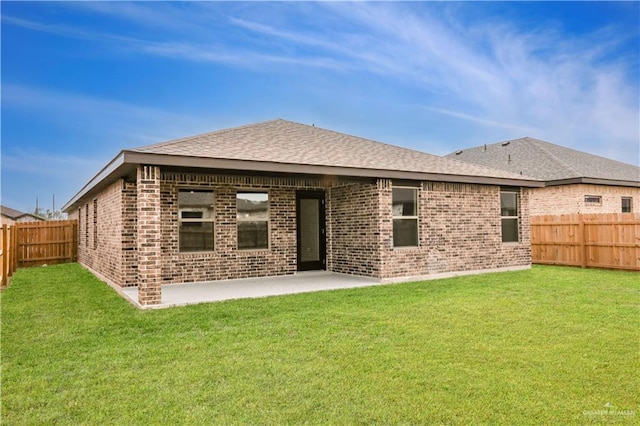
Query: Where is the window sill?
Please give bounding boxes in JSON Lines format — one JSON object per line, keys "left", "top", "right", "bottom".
{"left": 393, "top": 245, "right": 421, "bottom": 251}
{"left": 178, "top": 251, "right": 216, "bottom": 257}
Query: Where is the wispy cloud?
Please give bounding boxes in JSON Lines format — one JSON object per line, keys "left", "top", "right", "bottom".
{"left": 64, "top": 1, "right": 190, "bottom": 31}
{"left": 427, "top": 107, "right": 540, "bottom": 134}
{"left": 1, "top": 149, "right": 107, "bottom": 212}
{"left": 2, "top": 13, "right": 347, "bottom": 71}
{"left": 1, "top": 15, "right": 144, "bottom": 46}
{"left": 138, "top": 40, "right": 347, "bottom": 70}
{"left": 2, "top": 84, "right": 210, "bottom": 146}
{"left": 1, "top": 149, "right": 104, "bottom": 179}
{"left": 4, "top": 2, "right": 638, "bottom": 163}
{"left": 1, "top": 84, "right": 211, "bottom": 210}
{"left": 248, "top": 2, "right": 638, "bottom": 160}
{"left": 222, "top": 2, "right": 639, "bottom": 141}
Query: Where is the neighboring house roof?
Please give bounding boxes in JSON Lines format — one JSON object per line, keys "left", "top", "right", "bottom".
{"left": 63, "top": 119, "right": 542, "bottom": 212}
{"left": 1, "top": 205, "right": 26, "bottom": 220}
{"left": 1, "top": 205, "right": 45, "bottom": 221}
{"left": 447, "top": 137, "right": 640, "bottom": 187}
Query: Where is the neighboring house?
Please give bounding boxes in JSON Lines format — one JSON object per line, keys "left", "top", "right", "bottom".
{"left": 447, "top": 137, "right": 640, "bottom": 216}
{"left": 62, "top": 119, "right": 541, "bottom": 306}
{"left": 1, "top": 205, "right": 45, "bottom": 226}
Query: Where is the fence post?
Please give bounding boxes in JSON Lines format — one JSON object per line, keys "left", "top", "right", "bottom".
{"left": 10, "top": 225, "right": 17, "bottom": 276}
{"left": 579, "top": 215, "right": 587, "bottom": 268}
{"left": 72, "top": 221, "right": 78, "bottom": 262}
{"left": 2, "top": 224, "right": 7, "bottom": 287}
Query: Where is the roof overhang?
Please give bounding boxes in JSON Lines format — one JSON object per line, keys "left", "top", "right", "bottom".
{"left": 63, "top": 151, "right": 544, "bottom": 212}
{"left": 62, "top": 152, "right": 132, "bottom": 212}
{"left": 545, "top": 177, "right": 640, "bottom": 188}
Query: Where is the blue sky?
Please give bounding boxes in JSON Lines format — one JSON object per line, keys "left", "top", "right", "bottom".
{"left": 2, "top": 1, "right": 639, "bottom": 214}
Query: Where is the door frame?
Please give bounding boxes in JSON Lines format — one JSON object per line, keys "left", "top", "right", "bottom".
{"left": 296, "top": 190, "right": 326, "bottom": 271}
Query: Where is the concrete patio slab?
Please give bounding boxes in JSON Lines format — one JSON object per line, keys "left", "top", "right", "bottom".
{"left": 121, "top": 271, "right": 382, "bottom": 309}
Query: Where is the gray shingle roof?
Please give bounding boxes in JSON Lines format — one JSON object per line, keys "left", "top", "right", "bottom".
{"left": 1, "top": 205, "right": 25, "bottom": 219}
{"left": 447, "top": 137, "right": 640, "bottom": 185}
{"left": 64, "top": 119, "right": 544, "bottom": 212}
{"left": 1, "top": 205, "right": 44, "bottom": 221}
{"left": 132, "top": 119, "right": 533, "bottom": 181}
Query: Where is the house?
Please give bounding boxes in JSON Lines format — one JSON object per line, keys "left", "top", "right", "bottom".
{"left": 1, "top": 205, "right": 45, "bottom": 227}
{"left": 62, "top": 119, "right": 542, "bottom": 306}
{"left": 447, "top": 137, "right": 640, "bottom": 216}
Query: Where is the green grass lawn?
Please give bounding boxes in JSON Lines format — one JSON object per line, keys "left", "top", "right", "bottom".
{"left": 1, "top": 264, "right": 638, "bottom": 425}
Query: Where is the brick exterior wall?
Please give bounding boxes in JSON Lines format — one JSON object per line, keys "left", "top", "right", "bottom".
{"left": 157, "top": 172, "right": 310, "bottom": 284}
{"left": 74, "top": 167, "right": 533, "bottom": 305}
{"left": 379, "top": 182, "right": 531, "bottom": 279}
{"left": 137, "top": 165, "right": 162, "bottom": 305}
{"left": 530, "top": 184, "right": 640, "bottom": 216}
{"left": 122, "top": 181, "right": 138, "bottom": 287}
{"left": 73, "top": 179, "right": 125, "bottom": 287}
{"left": 327, "top": 182, "right": 381, "bottom": 277}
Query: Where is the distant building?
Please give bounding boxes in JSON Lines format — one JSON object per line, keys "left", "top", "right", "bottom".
{"left": 1, "top": 205, "right": 46, "bottom": 226}
{"left": 448, "top": 137, "right": 640, "bottom": 216}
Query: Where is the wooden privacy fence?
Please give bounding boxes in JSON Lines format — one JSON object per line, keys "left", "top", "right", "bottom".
{"left": 1, "top": 220, "right": 78, "bottom": 287}
{"left": 1, "top": 224, "right": 18, "bottom": 288}
{"left": 531, "top": 213, "right": 640, "bottom": 271}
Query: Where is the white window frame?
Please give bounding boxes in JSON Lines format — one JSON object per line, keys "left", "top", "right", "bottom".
{"left": 500, "top": 190, "right": 519, "bottom": 243}
{"left": 236, "top": 191, "right": 270, "bottom": 250}
{"left": 392, "top": 186, "right": 419, "bottom": 248}
{"left": 584, "top": 195, "right": 602, "bottom": 205}
{"left": 178, "top": 189, "right": 215, "bottom": 253}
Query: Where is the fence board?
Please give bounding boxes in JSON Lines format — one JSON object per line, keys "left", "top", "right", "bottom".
{"left": 11, "top": 225, "right": 18, "bottom": 277}
{"left": 531, "top": 213, "right": 640, "bottom": 271}
{"left": 1, "top": 223, "right": 18, "bottom": 288}
{"left": 15, "top": 220, "right": 78, "bottom": 268}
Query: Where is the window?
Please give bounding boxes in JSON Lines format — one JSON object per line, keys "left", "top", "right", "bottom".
{"left": 85, "top": 203, "right": 89, "bottom": 247}
{"left": 93, "top": 199, "right": 98, "bottom": 249}
{"left": 392, "top": 187, "right": 418, "bottom": 247}
{"left": 500, "top": 190, "right": 519, "bottom": 243}
{"left": 584, "top": 195, "right": 602, "bottom": 205}
{"left": 78, "top": 206, "right": 83, "bottom": 247}
{"left": 622, "top": 197, "right": 633, "bottom": 213}
{"left": 237, "top": 192, "right": 269, "bottom": 249}
{"left": 178, "top": 190, "right": 214, "bottom": 252}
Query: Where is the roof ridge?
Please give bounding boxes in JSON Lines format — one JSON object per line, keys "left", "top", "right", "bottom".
{"left": 528, "top": 137, "right": 640, "bottom": 169}
{"left": 495, "top": 136, "right": 640, "bottom": 169}
{"left": 447, "top": 136, "right": 639, "bottom": 183}
{"left": 522, "top": 138, "right": 582, "bottom": 178}
{"left": 291, "top": 120, "right": 448, "bottom": 160}
{"left": 136, "top": 117, "right": 456, "bottom": 163}
{"left": 290, "top": 121, "right": 525, "bottom": 176}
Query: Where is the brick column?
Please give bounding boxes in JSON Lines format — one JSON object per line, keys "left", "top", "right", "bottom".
{"left": 137, "top": 165, "right": 162, "bottom": 306}
{"left": 377, "top": 178, "right": 393, "bottom": 279}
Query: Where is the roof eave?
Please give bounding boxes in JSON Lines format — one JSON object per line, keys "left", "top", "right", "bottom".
{"left": 62, "top": 152, "right": 131, "bottom": 212}
{"left": 545, "top": 177, "right": 640, "bottom": 188}
{"left": 63, "top": 151, "right": 544, "bottom": 211}
{"left": 126, "top": 151, "right": 544, "bottom": 187}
